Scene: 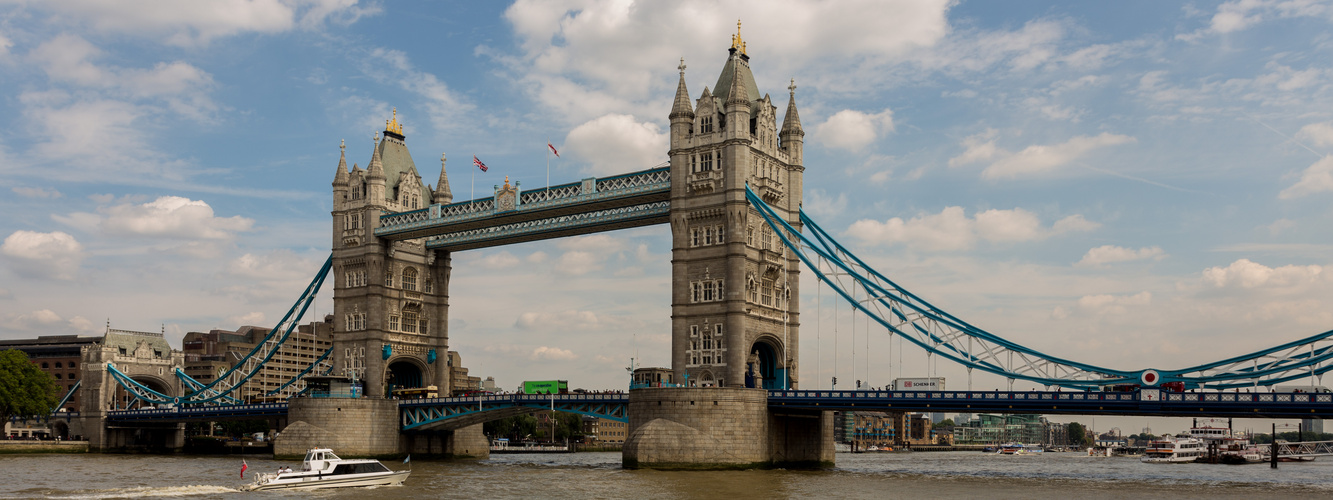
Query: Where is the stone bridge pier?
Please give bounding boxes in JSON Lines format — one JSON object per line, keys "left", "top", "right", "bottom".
{"left": 74, "top": 328, "right": 187, "bottom": 452}
{"left": 622, "top": 388, "right": 833, "bottom": 469}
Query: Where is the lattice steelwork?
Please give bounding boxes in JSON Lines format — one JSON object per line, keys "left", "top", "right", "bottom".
{"left": 400, "top": 393, "right": 629, "bottom": 431}
{"left": 746, "top": 185, "right": 1333, "bottom": 390}
{"left": 375, "top": 166, "right": 670, "bottom": 241}
{"left": 425, "top": 201, "right": 669, "bottom": 251}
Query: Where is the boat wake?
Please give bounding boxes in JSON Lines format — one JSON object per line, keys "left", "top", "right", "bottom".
{"left": 1, "top": 485, "right": 239, "bottom": 500}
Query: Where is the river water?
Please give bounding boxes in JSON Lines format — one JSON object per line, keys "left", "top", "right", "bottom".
{"left": 2, "top": 451, "right": 1330, "bottom": 499}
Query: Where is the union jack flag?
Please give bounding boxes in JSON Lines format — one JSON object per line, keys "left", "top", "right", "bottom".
{"left": 473, "top": 156, "right": 488, "bottom": 172}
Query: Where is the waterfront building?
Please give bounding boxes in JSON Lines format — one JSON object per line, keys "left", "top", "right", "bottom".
{"left": 581, "top": 415, "right": 629, "bottom": 446}
{"left": 446, "top": 350, "right": 481, "bottom": 395}
{"left": 952, "top": 413, "right": 1069, "bottom": 446}
{"left": 836, "top": 411, "right": 941, "bottom": 448}
{"left": 0, "top": 334, "right": 100, "bottom": 412}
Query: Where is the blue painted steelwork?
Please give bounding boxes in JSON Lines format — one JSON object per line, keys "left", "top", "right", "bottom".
{"left": 373, "top": 166, "right": 671, "bottom": 249}
{"left": 107, "top": 403, "right": 289, "bottom": 422}
{"left": 176, "top": 370, "right": 243, "bottom": 404}
{"left": 746, "top": 185, "right": 1333, "bottom": 390}
{"left": 52, "top": 380, "right": 80, "bottom": 412}
{"left": 105, "top": 256, "right": 334, "bottom": 406}
{"left": 425, "top": 201, "right": 669, "bottom": 250}
{"left": 265, "top": 345, "right": 335, "bottom": 396}
{"left": 399, "top": 393, "right": 629, "bottom": 431}
{"left": 766, "top": 390, "right": 1333, "bottom": 419}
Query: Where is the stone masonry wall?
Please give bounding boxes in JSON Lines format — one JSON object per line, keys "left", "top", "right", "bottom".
{"left": 275, "top": 397, "right": 400, "bottom": 459}
{"left": 623, "top": 387, "right": 770, "bottom": 469}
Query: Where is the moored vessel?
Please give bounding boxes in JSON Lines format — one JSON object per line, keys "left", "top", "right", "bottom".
{"left": 1141, "top": 436, "right": 1205, "bottom": 464}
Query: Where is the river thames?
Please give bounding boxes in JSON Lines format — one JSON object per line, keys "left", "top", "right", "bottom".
{"left": 2, "top": 451, "right": 1331, "bottom": 499}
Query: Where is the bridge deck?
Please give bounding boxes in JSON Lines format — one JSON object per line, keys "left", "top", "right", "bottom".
{"left": 374, "top": 167, "right": 670, "bottom": 250}
{"left": 767, "top": 389, "right": 1333, "bottom": 419}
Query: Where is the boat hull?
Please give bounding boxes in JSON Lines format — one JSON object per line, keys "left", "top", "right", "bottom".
{"left": 243, "top": 470, "right": 410, "bottom": 491}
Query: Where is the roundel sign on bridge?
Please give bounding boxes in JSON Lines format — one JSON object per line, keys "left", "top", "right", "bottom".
{"left": 1140, "top": 370, "right": 1160, "bottom": 386}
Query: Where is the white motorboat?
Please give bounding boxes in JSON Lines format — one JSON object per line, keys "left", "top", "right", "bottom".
{"left": 1141, "top": 436, "right": 1205, "bottom": 464}
{"left": 241, "top": 448, "right": 409, "bottom": 491}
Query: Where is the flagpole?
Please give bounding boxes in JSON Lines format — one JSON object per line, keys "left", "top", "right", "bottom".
{"left": 471, "top": 169, "right": 475, "bottom": 201}
{"left": 546, "top": 136, "right": 551, "bottom": 195}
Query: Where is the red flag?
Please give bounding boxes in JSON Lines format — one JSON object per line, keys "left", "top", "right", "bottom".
{"left": 473, "top": 155, "right": 488, "bottom": 172}
{"left": 241, "top": 459, "right": 248, "bottom": 478}
{"left": 548, "top": 143, "right": 560, "bottom": 157}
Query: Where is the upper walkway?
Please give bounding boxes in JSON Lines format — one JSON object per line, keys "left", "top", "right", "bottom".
{"left": 374, "top": 166, "right": 669, "bottom": 250}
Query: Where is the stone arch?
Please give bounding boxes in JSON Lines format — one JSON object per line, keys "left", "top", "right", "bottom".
{"left": 747, "top": 335, "right": 786, "bottom": 390}
{"left": 698, "top": 369, "right": 716, "bottom": 388}
{"left": 385, "top": 357, "right": 427, "bottom": 395}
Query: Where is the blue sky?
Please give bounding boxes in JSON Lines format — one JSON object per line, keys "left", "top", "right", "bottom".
{"left": 2, "top": 1, "right": 1332, "bottom": 431}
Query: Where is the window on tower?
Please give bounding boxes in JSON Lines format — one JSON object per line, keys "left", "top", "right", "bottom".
{"left": 402, "top": 267, "right": 417, "bottom": 292}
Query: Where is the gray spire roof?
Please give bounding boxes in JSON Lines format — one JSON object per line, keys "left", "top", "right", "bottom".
{"left": 434, "top": 153, "right": 453, "bottom": 204}
{"left": 366, "top": 135, "right": 385, "bottom": 180}
{"left": 333, "top": 139, "right": 349, "bottom": 186}
{"left": 714, "top": 50, "right": 759, "bottom": 110}
{"left": 670, "top": 58, "right": 695, "bottom": 120}
{"left": 781, "top": 79, "right": 804, "bottom": 137}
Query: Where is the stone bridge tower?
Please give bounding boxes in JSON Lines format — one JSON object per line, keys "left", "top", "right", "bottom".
{"left": 331, "top": 110, "right": 453, "bottom": 398}
{"left": 668, "top": 25, "right": 805, "bottom": 389}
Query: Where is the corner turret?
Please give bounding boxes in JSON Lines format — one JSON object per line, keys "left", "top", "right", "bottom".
{"left": 670, "top": 58, "right": 695, "bottom": 149}
{"left": 780, "top": 79, "right": 805, "bottom": 166}
{"left": 333, "top": 139, "right": 350, "bottom": 208}
{"left": 366, "top": 134, "right": 386, "bottom": 204}
{"left": 434, "top": 153, "right": 453, "bottom": 204}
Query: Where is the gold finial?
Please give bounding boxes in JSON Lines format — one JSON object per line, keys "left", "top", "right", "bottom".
{"left": 503, "top": 175, "right": 510, "bottom": 188}
{"left": 732, "top": 19, "right": 746, "bottom": 55}
{"left": 385, "top": 107, "right": 403, "bottom": 135}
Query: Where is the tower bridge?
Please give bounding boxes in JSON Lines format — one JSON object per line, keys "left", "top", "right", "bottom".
{"left": 71, "top": 26, "right": 1333, "bottom": 469}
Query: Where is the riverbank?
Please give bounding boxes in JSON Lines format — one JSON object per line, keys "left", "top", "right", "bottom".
{"left": 0, "top": 440, "right": 88, "bottom": 454}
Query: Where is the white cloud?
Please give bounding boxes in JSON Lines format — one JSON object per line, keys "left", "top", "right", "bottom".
{"left": 846, "top": 206, "right": 1096, "bottom": 251}
{"left": 56, "top": 196, "right": 253, "bottom": 240}
{"left": 30, "top": 34, "right": 218, "bottom": 118}
{"left": 564, "top": 114, "right": 668, "bottom": 175}
{"left": 948, "top": 129, "right": 1000, "bottom": 167}
{"left": 16, "top": 0, "right": 376, "bottom": 46}
{"left": 475, "top": 251, "right": 521, "bottom": 270}
{"left": 1076, "top": 291, "right": 1152, "bottom": 316}
{"left": 361, "top": 48, "right": 472, "bottom": 131}
{"left": 1076, "top": 245, "right": 1166, "bottom": 266}
{"left": 226, "top": 311, "right": 267, "bottom": 326}
{"left": 1202, "top": 259, "right": 1324, "bottom": 289}
{"left": 12, "top": 187, "right": 63, "bottom": 199}
{"left": 497, "top": 0, "right": 952, "bottom": 123}
{"left": 804, "top": 189, "right": 848, "bottom": 217}
{"left": 958, "top": 133, "right": 1136, "bottom": 179}
{"left": 1278, "top": 155, "right": 1333, "bottom": 199}
{"left": 1180, "top": 0, "right": 1332, "bottom": 39}
{"left": 1297, "top": 122, "right": 1333, "bottom": 148}
{"left": 0, "top": 231, "right": 85, "bottom": 280}
{"left": 2, "top": 309, "right": 65, "bottom": 331}
{"left": 530, "top": 346, "right": 579, "bottom": 361}
{"left": 813, "top": 108, "right": 895, "bottom": 152}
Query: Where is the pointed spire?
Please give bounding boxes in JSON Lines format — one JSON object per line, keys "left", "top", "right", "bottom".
{"left": 781, "top": 78, "right": 804, "bottom": 137}
{"left": 333, "top": 139, "right": 349, "bottom": 186}
{"left": 726, "top": 55, "right": 749, "bottom": 106}
{"left": 367, "top": 133, "right": 385, "bottom": 180}
{"left": 670, "top": 57, "right": 695, "bottom": 120}
{"left": 434, "top": 152, "right": 453, "bottom": 204}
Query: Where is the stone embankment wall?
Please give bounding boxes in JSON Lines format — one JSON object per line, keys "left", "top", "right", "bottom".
{"left": 0, "top": 441, "right": 89, "bottom": 454}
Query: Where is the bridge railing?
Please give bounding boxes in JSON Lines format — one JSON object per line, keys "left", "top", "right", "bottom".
{"left": 766, "top": 389, "right": 1333, "bottom": 405}
{"left": 376, "top": 166, "right": 670, "bottom": 237}
{"left": 396, "top": 392, "right": 629, "bottom": 407}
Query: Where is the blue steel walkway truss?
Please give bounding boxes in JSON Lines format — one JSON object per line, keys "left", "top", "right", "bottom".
{"left": 399, "top": 393, "right": 629, "bottom": 431}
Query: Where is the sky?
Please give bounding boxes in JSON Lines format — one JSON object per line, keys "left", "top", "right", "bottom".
{"left": 2, "top": 0, "right": 1332, "bottom": 434}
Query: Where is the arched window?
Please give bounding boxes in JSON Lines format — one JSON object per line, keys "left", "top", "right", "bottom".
{"left": 55, "top": 362, "right": 62, "bottom": 368}
{"left": 402, "top": 267, "right": 418, "bottom": 292}
{"left": 423, "top": 279, "right": 433, "bottom": 294}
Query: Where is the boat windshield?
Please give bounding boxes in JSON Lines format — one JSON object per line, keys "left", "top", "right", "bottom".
{"left": 324, "top": 451, "right": 341, "bottom": 461}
